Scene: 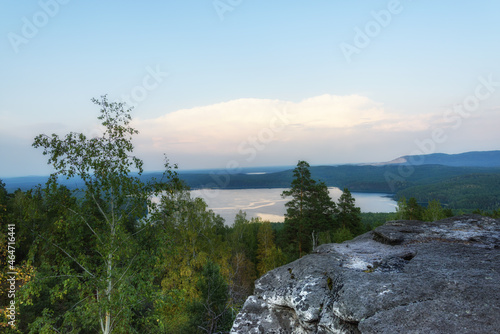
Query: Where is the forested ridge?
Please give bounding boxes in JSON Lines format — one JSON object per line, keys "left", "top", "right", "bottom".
{"left": 155, "top": 165, "right": 500, "bottom": 193}
{"left": 396, "top": 173, "right": 500, "bottom": 210}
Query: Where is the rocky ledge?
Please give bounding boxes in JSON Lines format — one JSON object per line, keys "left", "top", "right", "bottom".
{"left": 230, "top": 215, "right": 500, "bottom": 333}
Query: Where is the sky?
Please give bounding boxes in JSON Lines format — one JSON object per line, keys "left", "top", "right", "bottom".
{"left": 1, "top": 0, "right": 500, "bottom": 177}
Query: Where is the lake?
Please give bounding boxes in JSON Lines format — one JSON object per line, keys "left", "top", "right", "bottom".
{"left": 190, "top": 188, "right": 397, "bottom": 225}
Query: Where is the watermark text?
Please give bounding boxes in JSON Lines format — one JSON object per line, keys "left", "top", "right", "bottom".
{"left": 8, "top": 0, "right": 71, "bottom": 54}
{"left": 5, "top": 224, "right": 17, "bottom": 328}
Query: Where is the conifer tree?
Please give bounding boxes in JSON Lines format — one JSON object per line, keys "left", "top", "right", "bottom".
{"left": 281, "top": 161, "right": 337, "bottom": 258}
{"left": 337, "top": 188, "right": 363, "bottom": 236}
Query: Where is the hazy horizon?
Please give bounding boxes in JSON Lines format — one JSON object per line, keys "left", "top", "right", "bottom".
{"left": 2, "top": 148, "right": 500, "bottom": 179}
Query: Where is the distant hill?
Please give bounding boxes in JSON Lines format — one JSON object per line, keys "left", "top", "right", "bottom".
{"left": 170, "top": 164, "right": 500, "bottom": 194}
{"left": 3, "top": 150, "right": 500, "bottom": 197}
{"left": 373, "top": 150, "right": 500, "bottom": 168}
{"left": 1, "top": 175, "right": 85, "bottom": 192}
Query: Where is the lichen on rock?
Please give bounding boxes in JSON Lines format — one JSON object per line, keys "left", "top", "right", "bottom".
{"left": 230, "top": 215, "right": 500, "bottom": 334}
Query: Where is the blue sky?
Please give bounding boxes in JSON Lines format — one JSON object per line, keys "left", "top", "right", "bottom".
{"left": 1, "top": 0, "right": 500, "bottom": 177}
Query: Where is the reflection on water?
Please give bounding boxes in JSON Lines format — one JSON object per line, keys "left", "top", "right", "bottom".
{"left": 190, "top": 188, "right": 397, "bottom": 225}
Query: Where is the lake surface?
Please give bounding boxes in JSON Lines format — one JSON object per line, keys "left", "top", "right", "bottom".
{"left": 190, "top": 188, "right": 397, "bottom": 225}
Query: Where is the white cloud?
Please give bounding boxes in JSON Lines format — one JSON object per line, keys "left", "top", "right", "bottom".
{"left": 132, "top": 94, "right": 418, "bottom": 147}
{"left": 126, "top": 94, "right": 500, "bottom": 169}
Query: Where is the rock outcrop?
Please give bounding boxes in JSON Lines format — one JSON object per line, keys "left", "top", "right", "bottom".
{"left": 230, "top": 215, "right": 500, "bottom": 333}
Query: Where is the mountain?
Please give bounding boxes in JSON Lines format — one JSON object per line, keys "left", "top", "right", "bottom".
{"left": 373, "top": 150, "right": 500, "bottom": 168}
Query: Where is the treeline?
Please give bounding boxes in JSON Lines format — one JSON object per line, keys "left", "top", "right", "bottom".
{"left": 394, "top": 196, "right": 500, "bottom": 220}
{"left": 396, "top": 174, "right": 500, "bottom": 211}
{"left": 169, "top": 165, "right": 500, "bottom": 193}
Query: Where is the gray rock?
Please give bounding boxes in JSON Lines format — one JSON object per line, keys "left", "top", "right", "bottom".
{"left": 230, "top": 215, "right": 500, "bottom": 333}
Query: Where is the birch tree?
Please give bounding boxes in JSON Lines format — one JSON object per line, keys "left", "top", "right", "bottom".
{"left": 29, "top": 95, "right": 179, "bottom": 333}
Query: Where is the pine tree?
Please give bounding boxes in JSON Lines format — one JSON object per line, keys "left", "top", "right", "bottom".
{"left": 281, "top": 161, "right": 337, "bottom": 258}
{"left": 337, "top": 188, "right": 363, "bottom": 236}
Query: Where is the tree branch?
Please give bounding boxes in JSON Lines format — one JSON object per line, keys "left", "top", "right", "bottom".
{"left": 32, "top": 229, "right": 95, "bottom": 278}
{"left": 112, "top": 254, "right": 137, "bottom": 290}
{"left": 90, "top": 191, "right": 111, "bottom": 227}
{"left": 66, "top": 206, "right": 104, "bottom": 245}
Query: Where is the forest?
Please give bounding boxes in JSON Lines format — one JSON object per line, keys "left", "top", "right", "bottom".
{"left": 1, "top": 97, "right": 498, "bottom": 333}
{"left": 395, "top": 173, "right": 500, "bottom": 210}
